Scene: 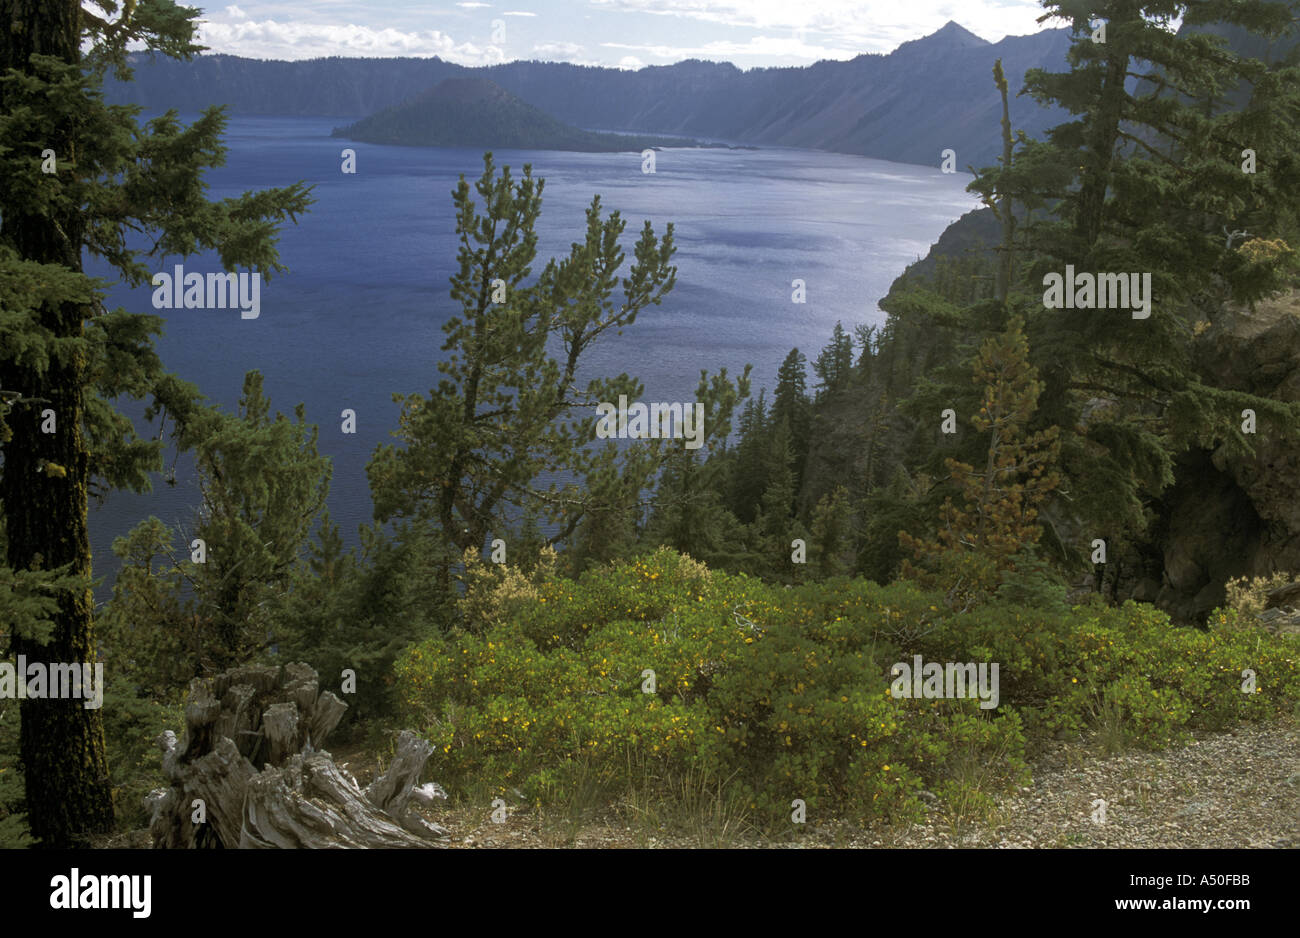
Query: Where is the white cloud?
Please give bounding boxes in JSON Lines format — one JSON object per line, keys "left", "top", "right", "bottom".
{"left": 533, "top": 40, "right": 585, "bottom": 57}
{"left": 196, "top": 10, "right": 506, "bottom": 62}
{"left": 588, "top": 0, "right": 1050, "bottom": 51}
{"left": 602, "top": 35, "right": 860, "bottom": 64}
{"left": 528, "top": 41, "right": 601, "bottom": 65}
{"left": 167, "top": 0, "right": 1057, "bottom": 67}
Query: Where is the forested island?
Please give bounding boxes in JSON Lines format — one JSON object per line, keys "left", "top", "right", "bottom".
{"left": 333, "top": 77, "right": 710, "bottom": 152}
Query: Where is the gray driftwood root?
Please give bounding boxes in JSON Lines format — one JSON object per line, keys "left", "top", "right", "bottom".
{"left": 145, "top": 662, "right": 447, "bottom": 848}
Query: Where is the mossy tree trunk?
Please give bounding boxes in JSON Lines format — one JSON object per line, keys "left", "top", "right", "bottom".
{"left": 0, "top": 0, "right": 115, "bottom": 846}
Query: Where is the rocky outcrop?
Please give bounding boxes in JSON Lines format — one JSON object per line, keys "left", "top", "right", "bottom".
{"left": 1142, "top": 291, "right": 1300, "bottom": 620}
{"left": 1152, "top": 451, "right": 1265, "bottom": 620}
{"left": 1201, "top": 291, "right": 1300, "bottom": 564}
{"left": 1258, "top": 582, "right": 1300, "bottom": 636}
{"left": 1055, "top": 290, "right": 1300, "bottom": 621}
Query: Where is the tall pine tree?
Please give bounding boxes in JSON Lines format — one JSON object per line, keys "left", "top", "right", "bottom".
{"left": 0, "top": 0, "right": 312, "bottom": 845}
{"left": 368, "top": 155, "right": 749, "bottom": 587}
{"left": 1014, "top": 0, "right": 1300, "bottom": 548}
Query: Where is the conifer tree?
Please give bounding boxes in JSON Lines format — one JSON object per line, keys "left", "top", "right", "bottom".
{"left": 102, "top": 371, "right": 331, "bottom": 681}
{"left": 772, "top": 347, "right": 811, "bottom": 473}
{"left": 813, "top": 323, "right": 854, "bottom": 399}
{"left": 728, "top": 390, "right": 769, "bottom": 523}
{"left": 189, "top": 371, "right": 330, "bottom": 668}
{"left": 268, "top": 517, "right": 445, "bottom": 721}
{"left": 992, "top": 57, "right": 1018, "bottom": 305}
{"left": 900, "top": 318, "right": 1060, "bottom": 603}
{"left": 0, "top": 0, "right": 312, "bottom": 845}
{"left": 809, "top": 486, "right": 853, "bottom": 578}
{"left": 369, "top": 154, "right": 748, "bottom": 584}
{"left": 644, "top": 369, "right": 751, "bottom": 567}
{"left": 569, "top": 466, "right": 643, "bottom": 569}
{"left": 1012, "top": 0, "right": 1300, "bottom": 545}
{"left": 966, "top": 56, "right": 1064, "bottom": 307}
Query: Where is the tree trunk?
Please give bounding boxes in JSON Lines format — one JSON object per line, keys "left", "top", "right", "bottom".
{"left": 1074, "top": 31, "right": 1131, "bottom": 249}
{"left": 146, "top": 662, "right": 448, "bottom": 848}
{"left": 0, "top": 0, "right": 115, "bottom": 847}
{"left": 993, "top": 58, "right": 1016, "bottom": 305}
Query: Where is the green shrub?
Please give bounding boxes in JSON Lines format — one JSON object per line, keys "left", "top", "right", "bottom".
{"left": 397, "top": 549, "right": 1032, "bottom": 828}
{"left": 393, "top": 550, "right": 1300, "bottom": 831}
{"left": 0, "top": 700, "right": 32, "bottom": 847}
{"left": 100, "top": 683, "right": 184, "bottom": 831}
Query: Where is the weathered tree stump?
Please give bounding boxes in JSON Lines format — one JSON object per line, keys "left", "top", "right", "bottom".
{"left": 145, "top": 662, "right": 448, "bottom": 848}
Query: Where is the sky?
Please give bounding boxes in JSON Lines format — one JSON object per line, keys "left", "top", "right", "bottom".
{"left": 183, "top": 1, "right": 1061, "bottom": 68}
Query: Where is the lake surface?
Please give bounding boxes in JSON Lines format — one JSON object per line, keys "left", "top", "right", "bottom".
{"left": 86, "top": 115, "right": 981, "bottom": 585}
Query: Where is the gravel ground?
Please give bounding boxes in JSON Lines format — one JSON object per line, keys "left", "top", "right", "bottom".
{"left": 878, "top": 719, "right": 1300, "bottom": 849}
{"left": 428, "top": 718, "right": 1300, "bottom": 849}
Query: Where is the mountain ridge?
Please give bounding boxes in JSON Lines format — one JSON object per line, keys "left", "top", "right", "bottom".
{"left": 102, "top": 23, "right": 1074, "bottom": 167}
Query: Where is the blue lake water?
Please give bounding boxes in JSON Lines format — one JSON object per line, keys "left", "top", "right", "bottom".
{"left": 86, "top": 115, "right": 981, "bottom": 586}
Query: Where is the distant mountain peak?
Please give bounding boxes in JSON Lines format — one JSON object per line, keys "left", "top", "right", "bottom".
{"left": 935, "top": 21, "right": 988, "bottom": 42}
{"left": 898, "top": 21, "right": 990, "bottom": 53}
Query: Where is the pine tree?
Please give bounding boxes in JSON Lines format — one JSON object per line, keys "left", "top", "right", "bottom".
{"left": 190, "top": 371, "right": 330, "bottom": 667}
{"left": 97, "top": 517, "right": 194, "bottom": 702}
{"left": 752, "top": 417, "right": 798, "bottom": 574}
{"left": 1011, "top": 1, "right": 1300, "bottom": 544}
{"left": 760, "top": 418, "right": 798, "bottom": 528}
{"left": 992, "top": 57, "right": 1018, "bottom": 305}
{"left": 368, "top": 154, "right": 748, "bottom": 585}
{"left": 812, "top": 323, "right": 854, "bottom": 399}
{"left": 100, "top": 372, "right": 330, "bottom": 695}
{"left": 569, "top": 465, "right": 642, "bottom": 570}
{"left": 900, "top": 318, "right": 1060, "bottom": 604}
{"left": 268, "top": 517, "right": 445, "bottom": 722}
{"left": 0, "top": 0, "right": 312, "bottom": 845}
{"left": 858, "top": 465, "right": 929, "bottom": 583}
{"left": 966, "top": 56, "right": 1057, "bottom": 307}
{"left": 728, "top": 390, "right": 769, "bottom": 523}
{"left": 772, "top": 348, "right": 811, "bottom": 472}
{"left": 809, "top": 486, "right": 853, "bottom": 579}
{"left": 644, "top": 369, "right": 752, "bottom": 568}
